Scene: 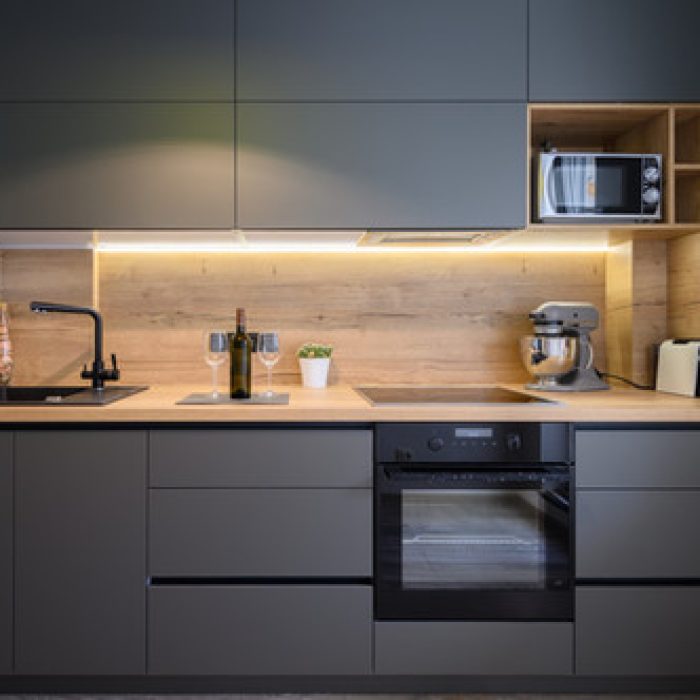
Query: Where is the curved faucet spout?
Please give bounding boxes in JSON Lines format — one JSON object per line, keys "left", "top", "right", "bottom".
{"left": 29, "top": 301, "right": 118, "bottom": 390}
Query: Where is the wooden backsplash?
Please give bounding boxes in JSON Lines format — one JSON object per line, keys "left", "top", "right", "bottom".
{"left": 0, "top": 250, "right": 94, "bottom": 385}
{"left": 1, "top": 250, "right": 607, "bottom": 387}
{"left": 103, "top": 251, "right": 611, "bottom": 386}
{"left": 6, "top": 237, "right": 700, "bottom": 389}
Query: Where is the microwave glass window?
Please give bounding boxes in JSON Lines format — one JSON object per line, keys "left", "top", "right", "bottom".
{"left": 401, "top": 489, "right": 546, "bottom": 590}
{"left": 551, "top": 156, "right": 642, "bottom": 214}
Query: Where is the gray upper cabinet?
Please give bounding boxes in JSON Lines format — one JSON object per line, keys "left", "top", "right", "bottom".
{"left": 15, "top": 431, "right": 146, "bottom": 675}
{"left": 0, "top": 0, "right": 234, "bottom": 100}
{"left": 530, "top": 0, "right": 700, "bottom": 102}
{"left": 237, "top": 0, "right": 526, "bottom": 100}
{"left": 0, "top": 104, "right": 234, "bottom": 229}
{"left": 237, "top": 103, "right": 526, "bottom": 229}
{"left": 0, "top": 433, "right": 11, "bottom": 676}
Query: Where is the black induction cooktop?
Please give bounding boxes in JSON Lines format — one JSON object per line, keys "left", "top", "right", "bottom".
{"left": 354, "top": 386, "right": 554, "bottom": 406}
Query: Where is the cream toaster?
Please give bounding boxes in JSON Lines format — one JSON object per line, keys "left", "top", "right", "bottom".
{"left": 656, "top": 339, "right": 700, "bottom": 397}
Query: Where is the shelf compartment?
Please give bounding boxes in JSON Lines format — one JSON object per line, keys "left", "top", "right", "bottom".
{"left": 675, "top": 170, "right": 700, "bottom": 224}
{"left": 675, "top": 108, "right": 700, "bottom": 164}
{"left": 529, "top": 106, "right": 672, "bottom": 226}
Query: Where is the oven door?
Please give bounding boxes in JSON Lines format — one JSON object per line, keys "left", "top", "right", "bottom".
{"left": 375, "top": 466, "right": 572, "bottom": 621}
{"left": 541, "top": 154, "right": 642, "bottom": 218}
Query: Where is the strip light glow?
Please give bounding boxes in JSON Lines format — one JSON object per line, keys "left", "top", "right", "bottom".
{"left": 95, "top": 242, "right": 610, "bottom": 253}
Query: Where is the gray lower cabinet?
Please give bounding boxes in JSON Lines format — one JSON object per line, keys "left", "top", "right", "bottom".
{"left": 150, "top": 488, "right": 371, "bottom": 576}
{"left": 150, "top": 429, "right": 372, "bottom": 488}
{"left": 0, "top": 104, "right": 234, "bottom": 229}
{"left": 0, "top": 0, "right": 234, "bottom": 100}
{"left": 15, "top": 431, "right": 147, "bottom": 675}
{"left": 375, "top": 622, "right": 573, "bottom": 675}
{"left": 149, "top": 585, "right": 372, "bottom": 675}
{"left": 237, "top": 103, "right": 526, "bottom": 230}
{"left": 0, "top": 433, "right": 11, "bottom": 675}
{"left": 576, "top": 430, "right": 700, "bottom": 488}
{"left": 577, "top": 491, "right": 700, "bottom": 579}
{"left": 577, "top": 587, "right": 700, "bottom": 675}
{"left": 530, "top": 0, "right": 700, "bottom": 102}
{"left": 237, "top": 0, "right": 526, "bottom": 100}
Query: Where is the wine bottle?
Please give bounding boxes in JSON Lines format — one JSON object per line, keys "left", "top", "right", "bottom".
{"left": 230, "top": 307, "right": 252, "bottom": 399}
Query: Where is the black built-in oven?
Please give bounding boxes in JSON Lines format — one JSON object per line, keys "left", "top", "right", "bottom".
{"left": 375, "top": 423, "right": 573, "bottom": 621}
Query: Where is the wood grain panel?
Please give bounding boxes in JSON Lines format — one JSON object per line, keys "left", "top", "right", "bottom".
{"left": 98, "top": 252, "right": 606, "bottom": 386}
{"left": 605, "top": 239, "right": 667, "bottom": 386}
{"left": 668, "top": 232, "right": 700, "bottom": 338}
{"left": 0, "top": 250, "right": 94, "bottom": 385}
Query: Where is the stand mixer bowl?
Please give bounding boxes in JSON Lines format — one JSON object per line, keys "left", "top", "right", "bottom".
{"left": 520, "top": 335, "right": 577, "bottom": 387}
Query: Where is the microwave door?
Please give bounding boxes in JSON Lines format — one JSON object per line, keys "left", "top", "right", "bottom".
{"left": 595, "top": 157, "right": 642, "bottom": 214}
{"left": 550, "top": 156, "right": 596, "bottom": 214}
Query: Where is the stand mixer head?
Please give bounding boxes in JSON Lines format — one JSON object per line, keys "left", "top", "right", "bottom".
{"left": 521, "top": 302, "right": 609, "bottom": 391}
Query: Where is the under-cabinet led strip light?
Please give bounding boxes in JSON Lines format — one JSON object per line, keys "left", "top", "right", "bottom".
{"left": 95, "top": 243, "right": 610, "bottom": 253}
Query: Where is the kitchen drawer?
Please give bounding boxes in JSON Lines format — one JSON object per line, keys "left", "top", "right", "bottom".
{"left": 577, "top": 587, "right": 700, "bottom": 675}
{"left": 577, "top": 491, "right": 700, "bottom": 579}
{"left": 149, "top": 429, "right": 372, "bottom": 488}
{"left": 375, "top": 621, "right": 572, "bottom": 675}
{"left": 576, "top": 430, "right": 700, "bottom": 488}
{"left": 149, "top": 488, "right": 371, "bottom": 576}
{"left": 148, "top": 585, "right": 372, "bottom": 675}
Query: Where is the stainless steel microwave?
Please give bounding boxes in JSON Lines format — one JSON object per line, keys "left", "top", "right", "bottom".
{"left": 534, "top": 152, "right": 662, "bottom": 223}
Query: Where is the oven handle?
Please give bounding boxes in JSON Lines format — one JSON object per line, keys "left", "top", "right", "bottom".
{"left": 378, "top": 465, "right": 570, "bottom": 491}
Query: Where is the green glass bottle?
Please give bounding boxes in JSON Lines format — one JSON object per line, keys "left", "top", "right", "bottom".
{"left": 230, "top": 307, "right": 252, "bottom": 399}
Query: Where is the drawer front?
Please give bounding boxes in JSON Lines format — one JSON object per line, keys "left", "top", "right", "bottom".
{"left": 576, "top": 430, "right": 700, "bottom": 488}
{"left": 149, "top": 585, "right": 372, "bottom": 675}
{"left": 375, "top": 622, "right": 573, "bottom": 675}
{"left": 577, "top": 587, "right": 700, "bottom": 675}
{"left": 576, "top": 491, "right": 700, "bottom": 579}
{"left": 150, "top": 489, "right": 372, "bottom": 576}
{"left": 150, "top": 429, "right": 372, "bottom": 488}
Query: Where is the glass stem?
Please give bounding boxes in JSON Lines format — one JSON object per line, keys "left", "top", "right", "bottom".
{"left": 267, "top": 365, "right": 272, "bottom": 395}
{"left": 211, "top": 365, "right": 219, "bottom": 398}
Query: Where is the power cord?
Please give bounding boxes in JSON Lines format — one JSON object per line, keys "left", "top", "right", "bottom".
{"left": 597, "top": 371, "right": 654, "bottom": 391}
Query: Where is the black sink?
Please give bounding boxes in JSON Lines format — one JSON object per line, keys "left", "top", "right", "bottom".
{"left": 0, "top": 386, "right": 147, "bottom": 406}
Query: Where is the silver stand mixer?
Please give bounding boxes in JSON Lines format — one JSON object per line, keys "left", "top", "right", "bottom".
{"left": 520, "top": 302, "right": 609, "bottom": 391}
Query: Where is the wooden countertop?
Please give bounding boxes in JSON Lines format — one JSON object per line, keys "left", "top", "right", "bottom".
{"left": 0, "top": 384, "right": 699, "bottom": 423}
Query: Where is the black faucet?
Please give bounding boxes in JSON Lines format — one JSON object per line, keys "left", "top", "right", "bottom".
{"left": 30, "top": 301, "right": 120, "bottom": 390}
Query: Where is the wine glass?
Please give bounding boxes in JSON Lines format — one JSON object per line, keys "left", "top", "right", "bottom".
{"left": 258, "top": 332, "right": 280, "bottom": 397}
{"left": 203, "top": 329, "right": 228, "bottom": 399}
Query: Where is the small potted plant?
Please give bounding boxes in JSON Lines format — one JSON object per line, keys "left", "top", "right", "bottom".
{"left": 297, "top": 342, "right": 333, "bottom": 388}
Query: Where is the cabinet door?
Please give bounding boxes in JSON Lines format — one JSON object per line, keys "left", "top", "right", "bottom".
{"left": 0, "top": 433, "right": 11, "bottom": 675}
{"left": 576, "top": 430, "right": 700, "bottom": 488}
{"left": 0, "top": 104, "right": 234, "bottom": 230}
{"left": 375, "top": 622, "right": 573, "bottom": 675}
{"left": 150, "top": 429, "right": 372, "bottom": 487}
{"left": 530, "top": 0, "right": 700, "bottom": 102}
{"left": 0, "top": 0, "right": 234, "bottom": 100}
{"left": 237, "top": 103, "right": 526, "bottom": 229}
{"left": 150, "top": 489, "right": 372, "bottom": 576}
{"left": 15, "top": 431, "right": 146, "bottom": 675}
{"left": 149, "top": 585, "right": 372, "bottom": 675}
{"left": 577, "top": 491, "right": 700, "bottom": 579}
{"left": 237, "top": 0, "right": 526, "bottom": 100}
{"left": 577, "top": 587, "right": 700, "bottom": 675}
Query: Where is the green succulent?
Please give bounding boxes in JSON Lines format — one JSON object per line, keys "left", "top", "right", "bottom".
{"left": 297, "top": 342, "right": 333, "bottom": 359}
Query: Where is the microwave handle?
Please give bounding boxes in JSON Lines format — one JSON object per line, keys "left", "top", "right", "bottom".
{"left": 541, "top": 156, "right": 557, "bottom": 216}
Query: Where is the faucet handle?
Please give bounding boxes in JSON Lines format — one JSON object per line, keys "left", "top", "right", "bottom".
{"left": 108, "top": 353, "right": 120, "bottom": 381}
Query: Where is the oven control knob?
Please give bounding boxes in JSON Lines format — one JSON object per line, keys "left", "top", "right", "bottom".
{"left": 506, "top": 433, "right": 522, "bottom": 452}
{"left": 643, "top": 166, "right": 660, "bottom": 184}
{"left": 642, "top": 186, "right": 660, "bottom": 205}
{"left": 427, "top": 437, "right": 444, "bottom": 452}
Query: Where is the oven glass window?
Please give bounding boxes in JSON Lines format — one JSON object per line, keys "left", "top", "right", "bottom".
{"left": 401, "top": 489, "right": 546, "bottom": 589}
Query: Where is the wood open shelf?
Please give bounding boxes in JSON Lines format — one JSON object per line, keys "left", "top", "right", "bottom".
{"left": 527, "top": 104, "right": 700, "bottom": 235}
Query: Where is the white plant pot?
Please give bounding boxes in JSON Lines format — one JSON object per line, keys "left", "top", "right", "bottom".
{"left": 299, "top": 357, "right": 331, "bottom": 389}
